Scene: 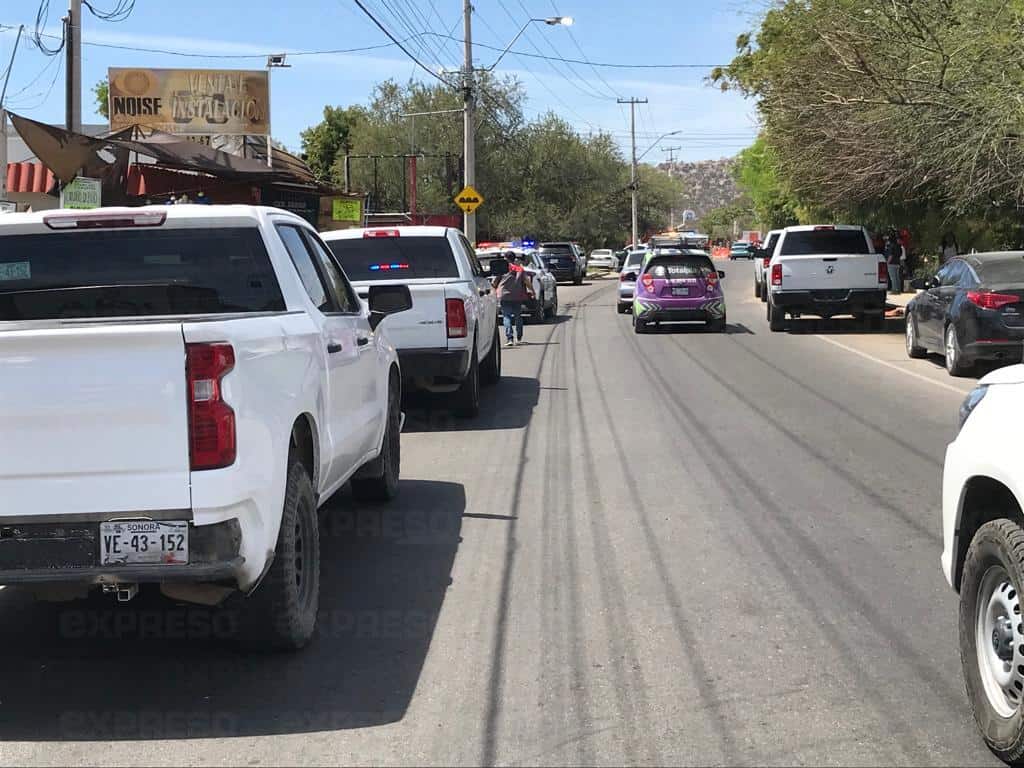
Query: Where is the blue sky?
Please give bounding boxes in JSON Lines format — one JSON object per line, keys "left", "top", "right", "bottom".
{"left": 2, "top": 0, "right": 761, "bottom": 164}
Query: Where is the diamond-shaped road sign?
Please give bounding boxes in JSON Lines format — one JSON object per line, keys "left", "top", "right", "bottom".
{"left": 454, "top": 185, "right": 484, "bottom": 214}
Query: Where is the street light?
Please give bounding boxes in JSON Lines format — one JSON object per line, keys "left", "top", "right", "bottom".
{"left": 637, "top": 129, "right": 682, "bottom": 162}
{"left": 265, "top": 54, "right": 290, "bottom": 169}
{"left": 486, "top": 16, "right": 573, "bottom": 71}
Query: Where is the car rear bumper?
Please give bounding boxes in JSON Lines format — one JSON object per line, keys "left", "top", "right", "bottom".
{"left": 962, "top": 340, "right": 1024, "bottom": 363}
{"left": 0, "top": 518, "right": 243, "bottom": 586}
{"left": 548, "top": 269, "right": 576, "bottom": 282}
{"left": 770, "top": 289, "right": 886, "bottom": 316}
{"left": 398, "top": 347, "right": 471, "bottom": 381}
{"left": 635, "top": 297, "right": 726, "bottom": 321}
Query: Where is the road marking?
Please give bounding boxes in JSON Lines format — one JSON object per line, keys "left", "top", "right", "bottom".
{"left": 813, "top": 335, "right": 971, "bottom": 396}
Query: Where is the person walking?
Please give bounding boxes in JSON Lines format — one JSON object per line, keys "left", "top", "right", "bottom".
{"left": 885, "top": 230, "right": 903, "bottom": 294}
{"left": 940, "top": 233, "right": 959, "bottom": 265}
{"left": 494, "top": 252, "right": 533, "bottom": 347}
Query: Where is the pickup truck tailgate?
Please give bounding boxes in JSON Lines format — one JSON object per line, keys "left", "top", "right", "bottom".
{"left": 354, "top": 279, "right": 449, "bottom": 349}
{"left": 0, "top": 324, "right": 191, "bottom": 517}
{"left": 780, "top": 253, "right": 880, "bottom": 291}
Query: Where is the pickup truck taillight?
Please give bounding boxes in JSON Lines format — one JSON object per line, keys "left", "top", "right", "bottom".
{"left": 446, "top": 299, "right": 468, "bottom": 338}
{"left": 186, "top": 343, "right": 236, "bottom": 471}
{"left": 762, "top": 255, "right": 771, "bottom": 268}
{"left": 878, "top": 261, "right": 888, "bottom": 285}
{"left": 771, "top": 263, "right": 782, "bottom": 286}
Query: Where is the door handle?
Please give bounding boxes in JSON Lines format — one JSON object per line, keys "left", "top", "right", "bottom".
{"left": 327, "top": 342, "right": 343, "bottom": 354}
{"left": 356, "top": 336, "right": 370, "bottom": 347}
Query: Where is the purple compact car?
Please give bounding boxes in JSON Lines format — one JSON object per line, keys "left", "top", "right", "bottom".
{"left": 632, "top": 251, "right": 727, "bottom": 333}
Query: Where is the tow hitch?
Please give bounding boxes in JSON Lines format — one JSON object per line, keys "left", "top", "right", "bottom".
{"left": 103, "top": 583, "right": 139, "bottom": 602}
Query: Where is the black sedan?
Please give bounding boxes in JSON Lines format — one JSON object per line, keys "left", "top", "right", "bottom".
{"left": 905, "top": 252, "right": 1024, "bottom": 376}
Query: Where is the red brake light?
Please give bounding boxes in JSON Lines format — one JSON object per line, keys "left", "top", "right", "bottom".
{"left": 44, "top": 211, "right": 166, "bottom": 229}
{"left": 186, "top": 343, "right": 236, "bottom": 471}
{"left": 967, "top": 291, "right": 1019, "bottom": 310}
{"left": 640, "top": 273, "right": 655, "bottom": 292}
{"left": 446, "top": 298, "right": 467, "bottom": 338}
{"left": 363, "top": 229, "right": 401, "bottom": 238}
{"left": 878, "top": 261, "right": 889, "bottom": 285}
{"left": 771, "top": 263, "right": 782, "bottom": 286}
{"left": 762, "top": 255, "right": 771, "bottom": 268}
{"left": 813, "top": 225, "right": 835, "bottom": 231}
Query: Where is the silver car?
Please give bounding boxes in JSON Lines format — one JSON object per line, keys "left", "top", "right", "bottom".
{"left": 617, "top": 250, "right": 647, "bottom": 313}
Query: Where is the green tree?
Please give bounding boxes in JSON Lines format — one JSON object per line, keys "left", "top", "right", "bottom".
{"left": 733, "top": 137, "right": 800, "bottom": 230}
{"left": 93, "top": 79, "right": 109, "bottom": 120}
{"left": 300, "top": 105, "right": 366, "bottom": 183}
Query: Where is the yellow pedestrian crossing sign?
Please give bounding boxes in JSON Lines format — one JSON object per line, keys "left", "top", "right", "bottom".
{"left": 454, "top": 185, "right": 484, "bottom": 214}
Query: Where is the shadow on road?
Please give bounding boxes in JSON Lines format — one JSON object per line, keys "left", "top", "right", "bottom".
{"left": 403, "top": 375, "right": 541, "bottom": 433}
{"left": 0, "top": 479, "right": 465, "bottom": 740}
{"left": 781, "top": 316, "right": 904, "bottom": 335}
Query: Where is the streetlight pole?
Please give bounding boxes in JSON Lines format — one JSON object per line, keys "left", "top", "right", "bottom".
{"left": 618, "top": 97, "right": 647, "bottom": 248}
{"left": 0, "top": 24, "right": 25, "bottom": 205}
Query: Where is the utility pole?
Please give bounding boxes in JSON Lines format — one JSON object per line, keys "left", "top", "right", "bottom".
{"left": 618, "top": 96, "right": 647, "bottom": 248}
{"left": 1, "top": 24, "right": 25, "bottom": 205}
{"left": 66, "top": 0, "right": 82, "bottom": 133}
{"left": 662, "top": 145, "right": 681, "bottom": 163}
{"left": 462, "top": 0, "right": 476, "bottom": 244}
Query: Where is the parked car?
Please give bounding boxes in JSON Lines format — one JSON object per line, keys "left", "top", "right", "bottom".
{"left": 588, "top": 249, "right": 618, "bottom": 271}
{"left": 539, "top": 241, "right": 586, "bottom": 285}
{"left": 323, "top": 226, "right": 501, "bottom": 418}
{"left": 766, "top": 224, "right": 888, "bottom": 332}
{"left": 941, "top": 363, "right": 1024, "bottom": 763}
{"left": 476, "top": 248, "right": 558, "bottom": 323}
{"left": 906, "top": 253, "right": 1024, "bottom": 377}
{"left": 0, "top": 205, "right": 412, "bottom": 650}
{"left": 632, "top": 249, "right": 727, "bottom": 333}
{"left": 617, "top": 249, "right": 648, "bottom": 313}
{"left": 753, "top": 229, "right": 782, "bottom": 301}
{"left": 729, "top": 241, "right": 755, "bottom": 260}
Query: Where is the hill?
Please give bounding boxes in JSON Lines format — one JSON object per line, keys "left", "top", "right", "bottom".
{"left": 656, "top": 158, "right": 739, "bottom": 219}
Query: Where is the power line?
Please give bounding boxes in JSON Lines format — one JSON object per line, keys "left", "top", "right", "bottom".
{"left": 82, "top": 0, "right": 135, "bottom": 22}
{"left": 350, "top": 0, "right": 456, "bottom": 87}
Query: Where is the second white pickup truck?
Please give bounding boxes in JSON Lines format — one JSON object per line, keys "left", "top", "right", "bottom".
{"left": 765, "top": 224, "right": 888, "bottom": 331}
{"left": 323, "top": 226, "right": 502, "bottom": 418}
{"left": 0, "top": 205, "right": 412, "bottom": 651}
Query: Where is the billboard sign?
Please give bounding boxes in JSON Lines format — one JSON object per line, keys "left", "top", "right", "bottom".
{"left": 108, "top": 68, "right": 270, "bottom": 136}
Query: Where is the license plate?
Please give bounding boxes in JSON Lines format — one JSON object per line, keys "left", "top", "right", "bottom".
{"left": 672, "top": 287, "right": 690, "bottom": 296}
{"left": 100, "top": 521, "right": 188, "bottom": 565}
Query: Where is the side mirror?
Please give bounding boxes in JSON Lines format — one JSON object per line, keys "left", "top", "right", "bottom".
{"left": 489, "top": 259, "right": 510, "bottom": 278}
{"left": 718, "top": 270, "right": 726, "bottom": 279}
{"left": 367, "top": 284, "right": 413, "bottom": 331}
{"left": 909, "top": 277, "right": 926, "bottom": 290}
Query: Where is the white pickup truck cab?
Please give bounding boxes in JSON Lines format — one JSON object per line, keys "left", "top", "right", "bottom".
{"left": 323, "top": 226, "right": 501, "bottom": 418}
{"left": 765, "top": 224, "right": 888, "bottom": 331}
{"left": 753, "top": 229, "right": 782, "bottom": 302}
{"left": 0, "top": 205, "right": 411, "bottom": 651}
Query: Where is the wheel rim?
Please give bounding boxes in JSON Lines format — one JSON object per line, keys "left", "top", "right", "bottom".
{"left": 906, "top": 316, "right": 916, "bottom": 354}
{"left": 975, "top": 565, "right": 1024, "bottom": 718}
{"left": 293, "top": 500, "right": 315, "bottom": 611}
{"left": 946, "top": 326, "right": 958, "bottom": 369}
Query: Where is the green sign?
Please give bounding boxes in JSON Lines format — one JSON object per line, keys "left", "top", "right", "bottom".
{"left": 60, "top": 177, "right": 102, "bottom": 210}
{"left": 332, "top": 198, "right": 362, "bottom": 222}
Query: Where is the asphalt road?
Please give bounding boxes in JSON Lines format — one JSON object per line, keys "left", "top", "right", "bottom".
{"left": 0, "top": 272, "right": 1003, "bottom": 766}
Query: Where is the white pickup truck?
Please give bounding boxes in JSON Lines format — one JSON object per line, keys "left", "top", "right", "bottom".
{"left": 323, "top": 226, "right": 502, "bottom": 418}
{"left": 765, "top": 224, "right": 888, "bottom": 331}
{"left": 0, "top": 205, "right": 412, "bottom": 651}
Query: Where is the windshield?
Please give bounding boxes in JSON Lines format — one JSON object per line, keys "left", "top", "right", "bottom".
{"left": 644, "top": 256, "right": 715, "bottom": 277}
{"left": 780, "top": 229, "right": 869, "bottom": 255}
{"left": 327, "top": 236, "right": 459, "bottom": 281}
{"left": 976, "top": 259, "right": 1024, "bottom": 284}
{"left": 0, "top": 227, "right": 284, "bottom": 321}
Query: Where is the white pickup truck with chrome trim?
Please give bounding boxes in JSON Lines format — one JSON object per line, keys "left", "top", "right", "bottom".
{"left": 0, "top": 205, "right": 411, "bottom": 651}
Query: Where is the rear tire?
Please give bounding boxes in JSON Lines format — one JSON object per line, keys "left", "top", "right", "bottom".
{"left": 351, "top": 373, "right": 401, "bottom": 502}
{"left": 754, "top": 279, "right": 761, "bottom": 299}
{"left": 545, "top": 293, "right": 558, "bottom": 321}
{"left": 480, "top": 326, "right": 501, "bottom": 386}
{"left": 573, "top": 271, "right": 583, "bottom": 286}
{"left": 768, "top": 300, "right": 786, "bottom": 332}
{"left": 634, "top": 317, "right": 648, "bottom": 334}
{"left": 946, "top": 323, "right": 973, "bottom": 377}
{"left": 237, "top": 459, "right": 320, "bottom": 652}
{"left": 454, "top": 345, "right": 480, "bottom": 418}
{"left": 959, "top": 520, "right": 1024, "bottom": 765}
{"left": 708, "top": 316, "right": 727, "bottom": 333}
{"left": 906, "top": 314, "right": 927, "bottom": 358}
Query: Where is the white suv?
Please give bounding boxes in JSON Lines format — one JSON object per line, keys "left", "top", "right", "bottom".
{"left": 942, "top": 363, "right": 1024, "bottom": 761}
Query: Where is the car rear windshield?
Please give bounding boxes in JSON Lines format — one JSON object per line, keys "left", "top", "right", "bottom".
{"left": 976, "top": 259, "right": 1024, "bottom": 284}
{"left": 780, "top": 229, "right": 869, "bottom": 255}
{"left": 540, "top": 247, "right": 574, "bottom": 258}
{"left": 327, "top": 236, "right": 459, "bottom": 281}
{"left": 644, "top": 256, "right": 715, "bottom": 278}
{"left": 0, "top": 226, "right": 285, "bottom": 322}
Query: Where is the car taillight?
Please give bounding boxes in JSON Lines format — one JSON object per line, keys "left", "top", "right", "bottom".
{"left": 771, "top": 263, "right": 782, "bottom": 286}
{"left": 762, "top": 256, "right": 771, "bottom": 268}
{"left": 446, "top": 298, "right": 467, "bottom": 338}
{"left": 620, "top": 271, "right": 634, "bottom": 282}
{"left": 967, "top": 290, "right": 1019, "bottom": 310}
{"left": 878, "top": 261, "right": 888, "bottom": 285}
{"left": 640, "top": 273, "right": 655, "bottom": 292}
{"left": 186, "top": 343, "right": 236, "bottom": 471}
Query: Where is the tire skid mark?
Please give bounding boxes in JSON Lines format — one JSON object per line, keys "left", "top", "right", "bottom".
{"left": 569, "top": 303, "right": 663, "bottom": 766}
{"left": 480, "top": 283, "right": 610, "bottom": 766}
{"left": 618, "top": 320, "right": 955, "bottom": 763}
{"left": 665, "top": 334, "right": 939, "bottom": 545}
{"left": 583, "top": 315, "right": 743, "bottom": 765}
